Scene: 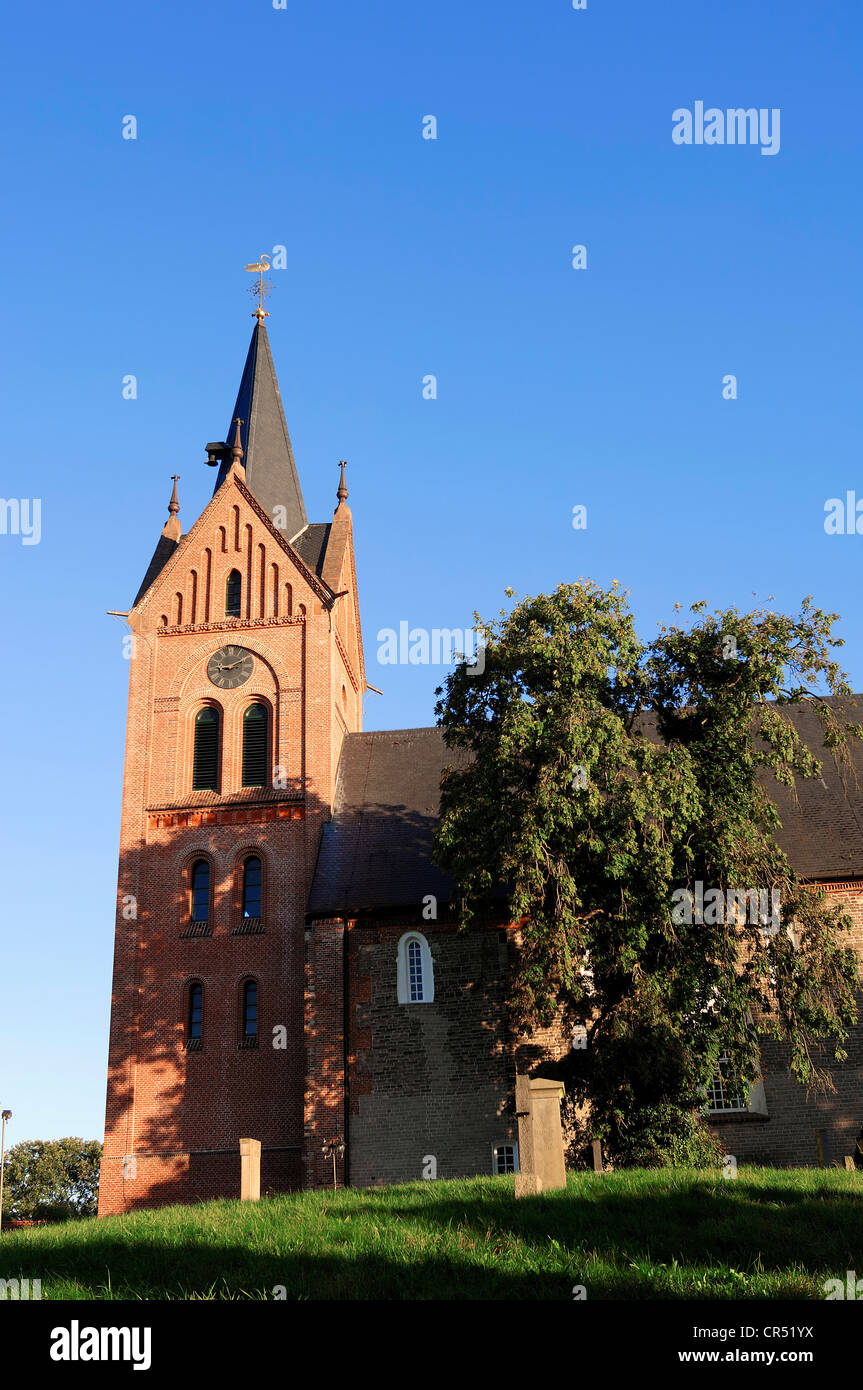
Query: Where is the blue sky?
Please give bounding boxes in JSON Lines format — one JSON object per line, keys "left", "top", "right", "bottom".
{"left": 1, "top": 0, "right": 861, "bottom": 1144}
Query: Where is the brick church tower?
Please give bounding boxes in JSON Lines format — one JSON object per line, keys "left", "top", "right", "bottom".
{"left": 98, "top": 311, "right": 364, "bottom": 1214}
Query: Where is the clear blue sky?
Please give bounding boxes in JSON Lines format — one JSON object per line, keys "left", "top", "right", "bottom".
{"left": 1, "top": 0, "right": 861, "bottom": 1145}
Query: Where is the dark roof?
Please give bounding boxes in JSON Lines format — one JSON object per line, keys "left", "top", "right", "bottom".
{"left": 756, "top": 699, "right": 863, "bottom": 877}
{"left": 213, "top": 323, "right": 307, "bottom": 540}
{"left": 291, "top": 522, "right": 331, "bottom": 577}
{"left": 307, "top": 702, "right": 863, "bottom": 917}
{"left": 307, "top": 729, "right": 472, "bottom": 916}
{"left": 133, "top": 533, "right": 179, "bottom": 607}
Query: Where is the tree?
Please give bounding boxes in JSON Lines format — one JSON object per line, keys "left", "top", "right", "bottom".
{"left": 433, "top": 580, "right": 862, "bottom": 1166}
{"left": 2, "top": 1138, "right": 102, "bottom": 1220}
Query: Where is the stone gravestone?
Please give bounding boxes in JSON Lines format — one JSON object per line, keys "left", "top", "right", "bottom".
{"left": 514, "top": 1074, "right": 566, "bottom": 1197}
{"left": 239, "top": 1137, "right": 261, "bottom": 1201}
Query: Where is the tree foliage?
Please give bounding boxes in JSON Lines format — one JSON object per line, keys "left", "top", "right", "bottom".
{"left": 2, "top": 1138, "right": 102, "bottom": 1220}
{"left": 433, "top": 581, "right": 862, "bottom": 1165}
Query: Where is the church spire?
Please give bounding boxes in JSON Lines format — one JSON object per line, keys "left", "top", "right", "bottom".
{"left": 231, "top": 416, "right": 244, "bottom": 467}
{"left": 336, "top": 459, "right": 348, "bottom": 505}
{"left": 132, "top": 475, "right": 182, "bottom": 604}
{"left": 162, "top": 475, "right": 181, "bottom": 541}
{"left": 212, "top": 321, "right": 307, "bottom": 540}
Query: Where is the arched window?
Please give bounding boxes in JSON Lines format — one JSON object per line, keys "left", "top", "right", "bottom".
{"left": 188, "top": 982, "right": 203, "bottom": 1041}
{"left": 226, "top": 568, "right": 242, "bottom": 617}
{"left": 243, "top": 980, "right": 258, "bottom": 1037}
{"left": 243, "top": 856, "right": 262, "bottom": 918}
{"left": 192, "top": 708, "right": 219, "bottom": 790}
{"left": 191, "top": 860, "right": 210, "bottom": 922}
{"left": 242, "top": 704, "right": 268, "bottom": 787}
{"left": 408, "top": 939, "right": 423, "bottom": 1000}
{"left": 396, "top": 933, "right": 434, "bottom": 1004}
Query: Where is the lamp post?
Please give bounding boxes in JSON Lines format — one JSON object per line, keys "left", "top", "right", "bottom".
{"left": 0, "top": 1110, "right": 11, "bottom": 1232}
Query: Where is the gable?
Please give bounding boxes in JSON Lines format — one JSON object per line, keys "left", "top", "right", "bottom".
{"left": 132, "top": 474, "right": 333, "bottom": 628}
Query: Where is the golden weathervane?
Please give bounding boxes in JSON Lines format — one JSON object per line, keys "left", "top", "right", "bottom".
{"left": 244, "top": 254, "right": 273, "bottom": 321}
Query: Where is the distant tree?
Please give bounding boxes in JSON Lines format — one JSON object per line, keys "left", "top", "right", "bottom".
{"left": 433, "top": 580, "right": 862, "bottom": 1166}
{"left": 2, "top": 1138, "right": 102, "bottom": 1220}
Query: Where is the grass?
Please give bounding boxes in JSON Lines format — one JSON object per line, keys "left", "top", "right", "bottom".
{"left": 1, "top": 1167, "right": 860, "bottom": 1300}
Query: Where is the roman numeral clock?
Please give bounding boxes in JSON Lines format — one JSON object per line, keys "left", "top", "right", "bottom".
{"left": 207, "top": 645, "right": 254, "bottom": 690}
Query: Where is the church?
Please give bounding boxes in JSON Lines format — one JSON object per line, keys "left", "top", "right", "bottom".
{"left": 98, "top": 304, "right": 863, "bottom": 1215}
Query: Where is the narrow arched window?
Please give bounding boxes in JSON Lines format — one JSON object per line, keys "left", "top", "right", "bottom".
{"left": 188, "top": 983, "right": 203, "bottom": 1040}
{"left": 408, "top": 939, "right": 424, "bottom": 1001}
{"left": 192, "top": 708, "right": 219, "bottom": 790}
{"left": 243, "top": 980, "right": 258, "bottom": 1037}
{"left": 242, "top": 704, "right": 268, "bottom": 787}
{"left": 191, "top": 860, "right": 210, "bottom": 922}
{"left": 226, "top": 568, "right": 242, "bottom": 617}
{"left": 243, "top": 856, "right": 262, "bottom": 918}
{"left": 397, "top": 933, "right": 434, "bottom": 1004}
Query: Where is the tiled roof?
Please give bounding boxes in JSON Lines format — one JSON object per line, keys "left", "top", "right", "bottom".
{"left": 291, "top": 522, "right": 331, "bottom": 577}
{"left": 307, "top": 729, "right": 472, "bottom": 916}
{"left": 307, "top": 700, "right": 863, "bottom": 916}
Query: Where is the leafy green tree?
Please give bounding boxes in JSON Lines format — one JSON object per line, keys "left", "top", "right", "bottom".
{"left": 2, "top": 1138, "right": 102, "bottom": 1220}
{"left": 433, "top": 581, "right": 862, "bottom": 1166}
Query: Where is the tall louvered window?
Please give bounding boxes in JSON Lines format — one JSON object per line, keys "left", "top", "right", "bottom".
{"left": 193, "top": 708, "right": 219, "bottom": 790}
{"left": 243, "top": 857, "right": 262, "bottom": 918}
{"left": 191, "top": 860, "right": 210, "bottom": 922}
{"left": 242, "top": 704, "right": 268, "bottom": 787}
{"left": 243, "top": 980, "right": 258, "bottom": 1037}
{"left": 226, "top": 569, "right": 242, "bottom": 617}
{"left": 188, "top": 983, "right": 203, "bottom": 1040}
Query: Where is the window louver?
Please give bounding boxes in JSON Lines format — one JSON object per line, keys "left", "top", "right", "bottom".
{"left": 242, "top": 704, "right": 267, "bottom": 787}
{"left": 193, "top": 708, "right": 219, "bottom": 790}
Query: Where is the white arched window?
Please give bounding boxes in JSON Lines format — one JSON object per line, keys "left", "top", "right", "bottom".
{"left": 397, "top": 932, "right": 434, "bottom": 1004}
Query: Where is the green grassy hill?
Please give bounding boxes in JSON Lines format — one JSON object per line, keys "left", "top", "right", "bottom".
{"left": 1, "top": 1168, "right": 860, "bottom": 1300}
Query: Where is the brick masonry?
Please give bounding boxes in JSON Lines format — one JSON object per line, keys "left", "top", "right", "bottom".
{"left": 98, "top": 471, "right": 363, "bottom": 1214}
{"left": 100, "top": 449, "right": 863, "bottom": 1210}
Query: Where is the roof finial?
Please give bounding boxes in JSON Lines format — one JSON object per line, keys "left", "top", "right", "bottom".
{"left": 244, "top": 254, "right": 272, "bottom": 323}
{"left": 231, "top": 417, "right": 245, "bottom": 466}
{"left": 162, "top": 475, "right": 181, "bottom": 541}
{"left": 337, "top": 459, "right": 348, "bottom": 504}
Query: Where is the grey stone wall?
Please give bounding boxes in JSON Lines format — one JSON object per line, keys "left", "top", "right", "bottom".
{"left": 348, "top": 924, "right": 520, "bottom": 1186}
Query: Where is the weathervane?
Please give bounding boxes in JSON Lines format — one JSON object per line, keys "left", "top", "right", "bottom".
{"left": 244, "top": 253, "right": 272, "bottom": 321}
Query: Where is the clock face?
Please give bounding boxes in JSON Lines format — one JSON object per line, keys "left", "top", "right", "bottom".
{"left": 207, "top": 645, "right": 254, "bottom": 690}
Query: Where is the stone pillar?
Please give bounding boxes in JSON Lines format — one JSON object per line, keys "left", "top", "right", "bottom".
{"left": 514, "top": 1074, "right": 566, "bottom": 1197}
{"left": 239, "top": 1138, "right": 261, "bottom": 1201}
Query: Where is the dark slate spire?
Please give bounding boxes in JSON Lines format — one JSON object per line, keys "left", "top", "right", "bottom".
{"left": 213, "top": 322, "right": 307, "bottom": 538}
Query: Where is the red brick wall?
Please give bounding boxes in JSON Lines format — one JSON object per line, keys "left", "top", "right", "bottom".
{"left": 99, "top": 477, "right": 362, "bottom": 1214}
